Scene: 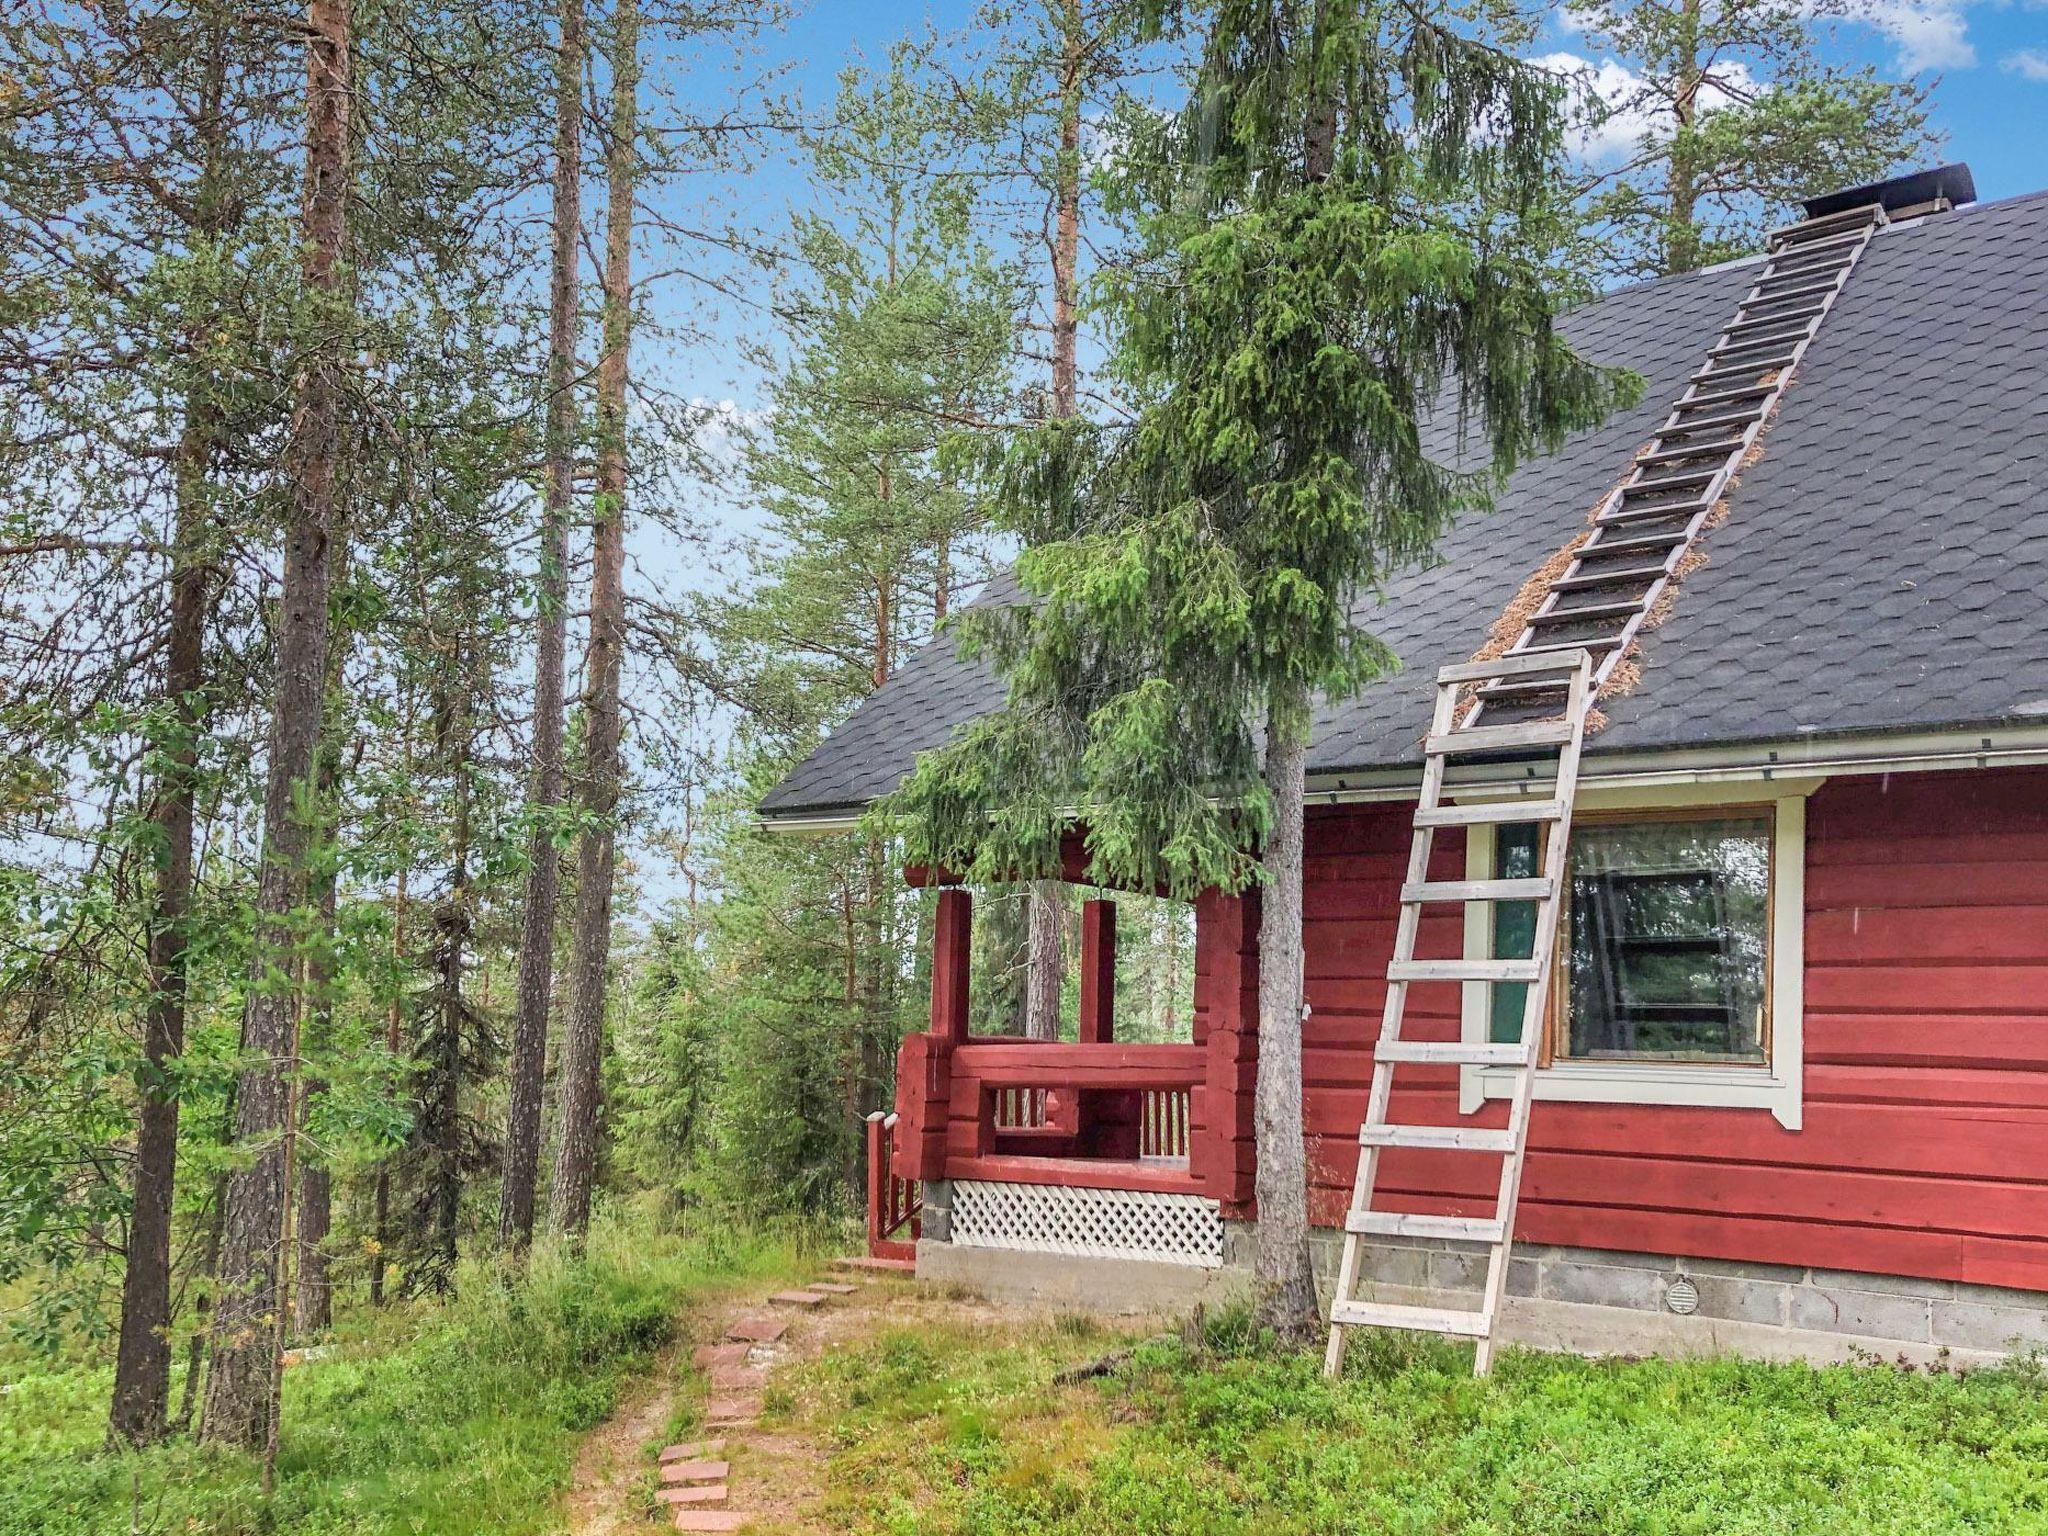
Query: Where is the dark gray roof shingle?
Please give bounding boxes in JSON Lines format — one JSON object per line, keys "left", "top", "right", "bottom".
{"left": 762, "top": 189, "right": 2048, "bottom": 819}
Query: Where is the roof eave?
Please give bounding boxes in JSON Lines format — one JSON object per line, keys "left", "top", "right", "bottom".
{"left": 756, "top": 720, "right": 2048, "bottom": 832}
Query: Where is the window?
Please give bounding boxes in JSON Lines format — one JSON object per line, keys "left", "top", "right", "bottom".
{"left": 1561, "top": 814, "right": 1771, "bottom": 1065}
{"left": 1458, "top": 783, "right": 1814, "bottom": 1129}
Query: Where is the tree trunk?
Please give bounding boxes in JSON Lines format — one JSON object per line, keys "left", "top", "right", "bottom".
{"left": 1665, "top": 0, "right": 1704, "bottom": 274}
{"left": 370, "top": 866, "right": 405, "bottom": 1305}
{"left": 292, "top": 866, "right": 337, "bottom": 1336}
{"left": 1252, "top": 685, "right": 1318, "bottom": 1336}
{"left": 294, "top": 536, "right": 352, "bottom": 1337}
{"left": 431, "top": 727, "right": 473, "bottom": 1285}
{"left": 109, "top": 13, "right": 231, "bottom": 1448}
{"left": 201, "top": 0, "right": 349, "bottom": 1449}
{"left": 1023, "top": 885, "right": 1065, "bottom": 1040}
{"left": 549, "top": 0, "right": 636, "bottom": 1240}
{"left": 1303, "top": 0, "right": 1338, "bottom": 184}
{"left": 1024, "top": 3, "right": 1088, "bottom": 1039}
{"left": 500, "top": 0, "right": 585, "bottom": 1258}
{"left": 173, "top": 1158, "right": 227, "bottom": 1434}
{"left": 108, "top": 407, "right": 211, "bottom": 1447}
{"left": 1050, "top": 0, "right": 1083, "bottom": 419}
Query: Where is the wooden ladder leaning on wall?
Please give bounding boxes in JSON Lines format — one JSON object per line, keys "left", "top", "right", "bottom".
{"left": 1323, "top": 197, "right": 1893, "bottom": 1378}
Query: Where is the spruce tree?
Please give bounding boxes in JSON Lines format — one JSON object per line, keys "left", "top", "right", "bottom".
{"left": 889, "top": 0, "right": 1636, "bottom": 1332}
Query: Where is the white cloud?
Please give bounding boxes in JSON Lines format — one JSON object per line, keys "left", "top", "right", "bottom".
{"left": 688, "top": 397, "right": 767, "bottom": 468}
{"left": 1531, "top": 51, "right": 1760, "bottom": 166}
{"left": 2003, "top": 47, "right": 2048, "bottom": 80}
{"left": 1840, "top": 1, "right": 1978, "bottom": 73}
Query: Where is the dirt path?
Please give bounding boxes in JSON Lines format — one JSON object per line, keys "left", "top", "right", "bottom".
{"left": 565, "top": 1344, "right": 682, "bottom": 1536}
{"left": 564, "top": 1265, "right": 931, "bottom": 1535}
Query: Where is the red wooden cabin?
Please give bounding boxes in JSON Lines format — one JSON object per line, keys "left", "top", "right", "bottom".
{"left": 764, "top": 170, "right": 2048, "bottom": 1361}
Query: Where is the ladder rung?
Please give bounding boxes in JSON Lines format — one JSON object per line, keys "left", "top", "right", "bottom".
{"left": 1581, "top": 528, "right": 1692, "bottom": 557}
{"left": 1768, "top": 205, "right": 1881, "bottom": 245}
{"left": 1474, "top": 676, "right": 1569, "bottom": 701}
{"left": 1529, "top": 598, "right": 1645, "bottom": 626}
{"left": 1766, "top": 228, "right": 1868, "bottom": 260}
{"left": 1658, "top": 405, "right": 1767, "bottom": 437}
{"left": 1550, "top": 561, "right": 1669, "bottom": 592}
{"left": 1435, "top": 650, "right": 1589, "bottom": 684}
{"left": 1412, "top": 799, "right": 1565, "bottom": 828}
{"left": 1329, "top": 1298, "right": 1493, "bottom": 1337}
{"left": 1741, "top": 278, "right": 1841, "bottom": 310}
{"left": 1510, "top": 635, "right": 1628, "bottom": 658}
{"left": 1766, "top": 242, "right": 1865, "bottom": 274}
{"left": 1724, "top": 304, "right": 1824, "bottom": 335}
{"left": 1401, "top": 877, "right": 1554, "bottom": 903}
{"left": 1599, "top": 496, "right": 1712, "bottom": 527}
{"left": 1387, "top": 957, "right": 1542, "bottom": 983}
{"left": 1347, "top": 1211, "right": 1508, "bottom": 1243}
{"left": 1690, "top": 355, "right": 1797, "bottom": 385}
{"left": 1423, "top": 719, "right": 1574, "bottom": 756}
{"left": 1626, "top": 465, "right": 1718, "bottom": 493}
{"left": 1753, "top": 258, "right": 1852, "bottom": 289}
{"left": 1675, "top": 380, "right": 1776, "bottom": 412}
{"left": 1361, "top": 1121, "right": 1519, "bottom": 1152}
{"left": 1709, "top": 325, "right": 1815, "bottom": 359}
{"left": 1637, "top": 437, "right": 1744, "bottom": 466}
{"left": 1375, "top": 1037, "right": 1530, "bottom": 1065}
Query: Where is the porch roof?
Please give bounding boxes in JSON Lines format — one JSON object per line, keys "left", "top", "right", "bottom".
{"left": 762, "top": 187, "right": 2048, "bottom": 825}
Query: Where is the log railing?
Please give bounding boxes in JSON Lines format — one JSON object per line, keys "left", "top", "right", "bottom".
{"left": 992, "top": 1085, "right": 1052, "bottom": 1130}
{"left": 942, "top": 1041, "right": 1208, "bottom": 1194}
{"left": 1140, "top": 1085, "right": 1192, "bottom": 1161}
{"left": 865, "top": 1110, "right": 920, "bottom": 1262}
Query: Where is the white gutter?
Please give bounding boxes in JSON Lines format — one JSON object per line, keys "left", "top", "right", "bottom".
{"left": 1303, "top": 723, "right": 2048, "bottom": 806}
{"left": 757, "top": 722, "right": 2048, "bottom": 833}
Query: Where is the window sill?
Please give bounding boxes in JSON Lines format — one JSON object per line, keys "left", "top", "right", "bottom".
{"left": 1461, "top": 1060, "right": 1802, "bottom": 1130}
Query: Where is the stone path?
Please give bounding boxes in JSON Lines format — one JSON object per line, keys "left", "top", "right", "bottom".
{"left": 650, "top": 1266, "right": 881, "bottom": 1532}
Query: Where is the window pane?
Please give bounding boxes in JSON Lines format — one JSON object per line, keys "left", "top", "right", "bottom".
{"left": 1488, "top": 824, "right": 1541, "bottom": 1045}
{"left": 1564, "top": 816, "right": 1770, "bottom": 1063}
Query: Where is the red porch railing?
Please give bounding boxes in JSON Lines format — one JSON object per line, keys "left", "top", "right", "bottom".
{"left": 864, "top": 1110, "right": 920, "bottom": 1263}
{"left": 992, "top": 1085, "right": 1052, "bottom": 1130}
{"left": 1140, "top": 1085, "right": 1192, "bottom": 1160}
{"left": 870, "top": 883, "right": 1260, "bottom": 1245}
{"left": 943, "top": 1040, "right": 1208, "bottom": 1194}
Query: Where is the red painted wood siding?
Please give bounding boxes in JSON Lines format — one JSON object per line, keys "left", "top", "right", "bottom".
{"left": 1278, "top": 765, "right": 2048, "bottom": 1294}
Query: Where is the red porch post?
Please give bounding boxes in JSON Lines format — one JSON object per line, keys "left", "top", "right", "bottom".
{"left": 1194, "top": 888, "right": 1259, "bottom": 1218}
{"left": 898, "top": 886, "right": 970, "bottom": 1181}
{"left": 1077, "top": 897, "right": 1116, "bottom": 1045}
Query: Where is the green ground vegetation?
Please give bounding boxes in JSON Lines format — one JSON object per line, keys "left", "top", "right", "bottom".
{"left": 780, "top": 1305, "right": 2048, "bottom": 1536}
{"left": 0, "top": 1216, "right": 815, "bottom": 1536}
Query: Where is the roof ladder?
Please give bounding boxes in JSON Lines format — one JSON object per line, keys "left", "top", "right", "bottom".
{"left": 1324, "top": 198, "right": 1890, "bottom": 1379}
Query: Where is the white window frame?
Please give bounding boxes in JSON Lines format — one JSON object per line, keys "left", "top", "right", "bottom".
{"left": 1457, "top": 777, "right": 1820, "bottom": 1131}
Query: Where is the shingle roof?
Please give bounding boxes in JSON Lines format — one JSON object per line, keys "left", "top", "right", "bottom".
{"left": 761, "top": 188, "right": 2048, "bottom": 820}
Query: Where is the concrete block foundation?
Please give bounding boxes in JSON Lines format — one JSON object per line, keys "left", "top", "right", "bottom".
{"left": 1295, "top": 1226, "right": 2048, "bottom": 1366}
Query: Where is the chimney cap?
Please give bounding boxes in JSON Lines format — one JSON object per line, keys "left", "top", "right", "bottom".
{"left": 1803, "top": 163, "right": 1976, "bottom": 220}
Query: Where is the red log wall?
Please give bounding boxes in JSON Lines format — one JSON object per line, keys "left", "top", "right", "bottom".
{"left": 1189, "top": 764, "right": 2048, "bottom": 1293}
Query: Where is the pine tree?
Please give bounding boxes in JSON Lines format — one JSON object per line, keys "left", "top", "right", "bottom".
{"left": 550, "top": 0, "right": 641, "bottom": 1241}
{"left": 203, "top": 0, "right": 354, "bottom": 1451}
{"left": 890, "top": 0, "right": 1636, "bottom": 1333}
{"left": 1560, "top": 0, "right": 1938, "bottom": 278}
{"left": 686, "top": 45, "right": 1020, "bottom": 1204}
{"left": 501, "top": 0, "right": 587, "bottom": 1258}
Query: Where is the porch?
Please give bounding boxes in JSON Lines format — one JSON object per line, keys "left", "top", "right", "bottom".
{"left": 868, "top": 885, "right": 1259, "bottom": 1277}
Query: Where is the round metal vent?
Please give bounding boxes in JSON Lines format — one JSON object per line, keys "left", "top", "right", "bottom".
{"left": 1665, "top": 1276, "right": 1700, "bottom": 1315}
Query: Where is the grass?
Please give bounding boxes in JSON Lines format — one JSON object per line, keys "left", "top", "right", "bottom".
{"left": 0, "top": 1214, "right": 816, "bottom": 1536}
{"left": 780, "top": 1304, "right": 2048, "bottom": 1535}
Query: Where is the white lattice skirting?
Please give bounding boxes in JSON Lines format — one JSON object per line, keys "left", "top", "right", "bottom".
{"left": 950, "top": 1181, "right": 1226, "bottom": 1269}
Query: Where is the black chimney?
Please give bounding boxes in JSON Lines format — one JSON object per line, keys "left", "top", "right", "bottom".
{"left": 1802, "top": 163, "right": 1976, "bottom": 221}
